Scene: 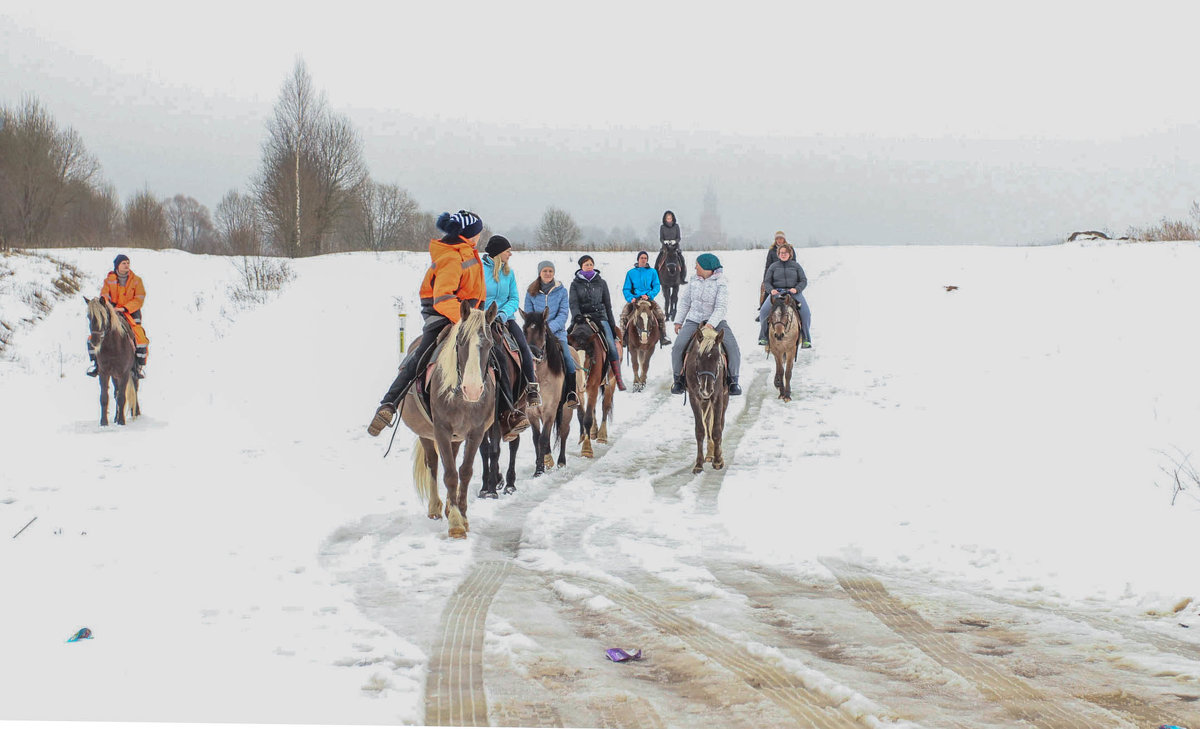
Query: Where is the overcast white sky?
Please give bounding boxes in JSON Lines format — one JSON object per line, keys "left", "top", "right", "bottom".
{"left": 5, "top": 0, "right": 1200, "bottom": 242}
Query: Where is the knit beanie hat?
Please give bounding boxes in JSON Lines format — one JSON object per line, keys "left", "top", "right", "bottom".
{"left": 577, "top": 254, "right": 594, "bottom": 267}
{"left": 436, "top": 210, "right": 484, "bottom": 239}
{"left": 485, "top": 235, "right": 511, "bottom": 257}
{"left": 636, "top": 250, "right": 649, "bottom": 261}
{"left": 774, "top": 230, "right": 787, "bottom": 240}
{"left": 696, "top": 253, "right": 721, "bottom": 271}
{"left": 536, "top": 260, "right": 554, "bottom": 273}
{"left": 113, "top": 254, "right": 130, "bottom": 270}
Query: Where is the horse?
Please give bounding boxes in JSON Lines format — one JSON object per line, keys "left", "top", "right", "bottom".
{"left": 622, "top": 299, "right": 660, "bottom": 393}
{"left": 567, "top": 317, "right": 616, "bottom": 459}
{"left": 520, "top": 308, "right": 569, "bottom": 476}
{"left": 683, "top": 327, "right": 730, "bottom": 474}
{"left": 766, "top": 294, "right": 801, "bottom": 402}
{"left": 84, "top": 297, "right": 139, "bottom": 426}
{"left": 477, "top": 319, "right": 527, "bottom": 497}
{"left": 655, "top": 242, "right": 686, "bottom": 321}
{"left": 401, "top": 301, "right": 499, "bottom": 539}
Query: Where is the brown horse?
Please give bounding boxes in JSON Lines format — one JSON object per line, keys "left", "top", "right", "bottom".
{"left": 478, "top": 319, "right": 526, "bottom": 497}
{"left": 622, "top": 299, "right": 661, "bottom": 393}
{"left": 520, "top": 308, "right": 569, "bottom": 476}
{"left": 402, "top": 301, "right": 499, "bottom": 539}
{"left": 766, "top": 294, "right": 801, "bottom": 402}
{"left": 683, "top": 327, "right": 729, "bottom": 473}
{"left": 85, "top": 297, "right": 139, "bottom": 426}
{"left": 567, "top": 317, "right": 616, "bottom": 459}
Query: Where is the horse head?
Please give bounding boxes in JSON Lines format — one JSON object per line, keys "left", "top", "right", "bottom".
{"left": 520, "top": 307, "right": 549, "bottom": 351}
{"left": 656, "top": 243, "right": 683, "bottom": 284}
{"left": 437, "top": 300, "right": 498, "bottom": 403}
{"left": 768, "top": 294, "right": 798, "bottom": 342}
{"left": 631, "top": 300, "right": 657, "bottom": 345}
{"left": 84, "top": 296, "right": 123, "bottom": 351}
{"left": 689, "top": 327, "right": 727, "bottom": 400}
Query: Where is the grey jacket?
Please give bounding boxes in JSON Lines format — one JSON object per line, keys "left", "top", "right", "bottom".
{"left": 764, "top": 260, "right": 807, "bottom": 294}
{"left": 675, "top": 269, "right": 729, "bottom": 326}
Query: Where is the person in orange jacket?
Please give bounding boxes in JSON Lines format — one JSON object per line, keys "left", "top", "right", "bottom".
{"left": 88, "top": 253, "right": 149, "bottom": 378}
{"left": 367, "top": 211, "right": 530, "bottom": 440}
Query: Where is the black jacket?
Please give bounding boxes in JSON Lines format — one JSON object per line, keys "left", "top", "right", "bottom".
{"left": 569, "top": 269, "right": 618, "bottom": 331}
{"left": 660, "top": 210, "right": 681, "bottom": 244}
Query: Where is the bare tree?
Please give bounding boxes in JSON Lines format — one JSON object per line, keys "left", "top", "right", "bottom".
{"left": 536, "top": 206, "right": 581, "bottom": 250}
{"left": 253, "top": 59, "right": 368, "bottom": 258}
{"left": 0, "top": 95, "right": 100, "bottom": 246}
{"left": 124, "top": 189, "right": 169, "bottom": 250}
{"left": 350, "top": 181, "right": 422, "bottom": 251}
{"left": 164, "top": 194, "right": 216, "bottom": 252}
{"left": 215, "top": 190, "right": 264, "bottom": 256}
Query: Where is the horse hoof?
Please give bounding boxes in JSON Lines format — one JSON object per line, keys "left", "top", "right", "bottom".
{"left": 581, "top": 446, "right": 593, "bottom": 459}
{"left": 713, "top": 460, "right": 724, "bottom": 470}
{"left": 692, "top": 465, "right": 704, "bottom": 474}
{"left": 449, "top": 526, "right": 467, "bottom": 539}
{"left": 428, "top": 513, "right": 443, "bottom": 521}
{"left": 478, "top": 489, "right": 498, "bottom": 499}
{"left": 503, "top": 485, "right": 516, "bottom": 495}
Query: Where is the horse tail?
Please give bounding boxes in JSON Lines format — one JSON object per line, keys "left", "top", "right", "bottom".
{"left": 412, "top": 440, "right": 435, "bottom": 503}
{"left": 124, "top": 377, "right": 138, "bottom": 420}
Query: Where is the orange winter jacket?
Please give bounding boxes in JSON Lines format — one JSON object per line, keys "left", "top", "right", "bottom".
{"left": 419, "top": 238, "right": 485, "bottom": 323}
{"left": 101, "top": 270, "right": 146, "bottom": 314}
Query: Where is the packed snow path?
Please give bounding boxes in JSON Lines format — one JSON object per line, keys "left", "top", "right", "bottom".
{"left": 2, "top": 246, "right": 1198, "bottom": 727}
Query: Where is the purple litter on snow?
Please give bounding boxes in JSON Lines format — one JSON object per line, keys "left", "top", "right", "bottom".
{"left": 605, "top": 648, "right": 642, "bottom": 662}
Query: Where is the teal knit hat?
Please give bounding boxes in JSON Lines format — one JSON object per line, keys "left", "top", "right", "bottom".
{"left": 696, "top": 253, "right": 722, "bottom": 271}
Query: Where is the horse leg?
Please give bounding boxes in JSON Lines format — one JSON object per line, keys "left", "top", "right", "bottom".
{"left": 557, "top": 406, "right": 570, "bottom": 467}
{"left": 712, "top": 398, "right": 728, "bottom": 470}
{"left": 784, "top": 350, "right": 795, "bottom": 402}
{"left": 530, "top": 420, "right": 545, "bottom": 477}
{"left": 504, "top": 437, "right": 519, "bottom": 494}
{"left": 433, "top": 432, "right": 463, "bottom": 535}
{"left": 774, "top": 352, "right": 785, "bottom": 396}
{"left": 114, "top": 374, "right": 127, "bottom": 425}
{"left": 598, "top": 376, "right": 615, "bottom": 442}
{"left": 455, "top": 434, "right": 485, "bottom": 536}
{"left": 690, "top": 399, "right": 707, "bottom": 473}
{"left": 478, "top": 431, "right": 497, "bottom": 497}
{"left": 416, "top": 437, "right": 442, "bottom": 519}
{"left": 99, "top": 374, "right": 110, "bottom": 426}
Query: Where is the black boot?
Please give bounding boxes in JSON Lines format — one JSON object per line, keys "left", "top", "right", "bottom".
{"left": 728, "top": 376, "right": 742, "bottom": 396}
{"left": 671, "top": 374, "right": 686, "bottom": 395}
{"left": 86, "top": 358, "right": 98, "bottom": 377}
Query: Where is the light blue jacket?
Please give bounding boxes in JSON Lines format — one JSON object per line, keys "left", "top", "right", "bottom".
{"left": 523, "top": 279, "right": 570, "bottom": 338}
{"left": 482, "top": 254, "right": 520, "bottom": 322}
{"left": 622, "top": 265, "right": 662, "bottom": 302}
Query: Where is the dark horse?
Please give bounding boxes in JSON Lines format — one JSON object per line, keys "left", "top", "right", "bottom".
{"left": 85, "top": 297, "right": 139, "bottom": 426}
{"left": 622, "top": 299, "right": 660, "bottom": 393}
{"left": 477, "top": 319, "right": 528, "bottom": 498}
{"left": 567, "top": 317, "right": 616, "bottom": 459}
{"left": 683, "top": 327, "right": 730, "bottom": 473}
{"left": 766, "top": 294, "right": 801, "bottom": 402}
{"left": 520, "top": 308, "right": 569, "bottom": 476}
{"left": 655, "top": 242, "right": 686, "bottom": 321}
{"left": 401, "top": 301, "right": 499, "bottom": 539}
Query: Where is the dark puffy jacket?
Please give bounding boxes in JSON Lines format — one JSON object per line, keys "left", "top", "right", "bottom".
{"left": 764, "top": 260, "right": 807, "bottom": 294}
{"left": 660, "top": 210, "right": 681, "bottom": 244}
{"left": 763, "top": 243, "right": 789, "bottom": 276}
{"left": 569, "top": 269, "right": 617, "bottom": 330}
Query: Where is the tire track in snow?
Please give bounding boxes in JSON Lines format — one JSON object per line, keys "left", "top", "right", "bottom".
{"left": 820, "top": 558, "right": 1116, "bottom": 729}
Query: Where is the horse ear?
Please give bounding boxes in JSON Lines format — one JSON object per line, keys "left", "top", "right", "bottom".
{"left": 82, "top": 296, "right": 90, "bottom": 304}
{"left": 485, "top": 301, "right": 499, "bottom": 324}
{"left": 460, "top": 299, "right": 472, "bottom": 322}
{"left": 517, "top": 308, "right": 527, "bottom": 322}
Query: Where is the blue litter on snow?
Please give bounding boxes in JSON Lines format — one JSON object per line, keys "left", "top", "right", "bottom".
{"left": 66, "top": 628, "right": 93, "bottom": 642}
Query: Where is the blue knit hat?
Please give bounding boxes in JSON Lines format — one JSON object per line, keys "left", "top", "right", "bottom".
{"left": 113, "top": 254, "right": 129, "bottom": 271}
{"left": 696, "top": 253, "right": 721, "bottom": 271}
{"left": 436, "top": 210, "right": 483, "bottom": 239}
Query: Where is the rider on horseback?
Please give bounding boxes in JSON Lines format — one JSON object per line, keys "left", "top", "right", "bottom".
{"left": 569, "top": 255, "right": 627, "bottom": 392}
{"left": 757, "top": 243, "right": 811, "bottom": 347}
{"left": 482, "top": 235, "right": 542, "bottom": 408}
{"left": 524, "top": 260, "right": 580, "bottom": 409}
{"left": 88, "top": 253, "right": 148, "bottom": 379}
{"left": 654, "top": 210, "right": 686, "bottom": 283}
{"left": 620, "top": 251, "right": 671, "bottom": 347}
{"left": 367, "top": 211, "right": 530, "bottom": 440}
{"left": 670, "top": 253, "right": 743, "bottom": 396}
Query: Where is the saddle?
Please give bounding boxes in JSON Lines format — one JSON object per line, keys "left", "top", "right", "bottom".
{"left": 570, "top": 317, "right": 612, "bottom": 381}
{"left": 491, "top": 319, "right": 523, "bottom": 372}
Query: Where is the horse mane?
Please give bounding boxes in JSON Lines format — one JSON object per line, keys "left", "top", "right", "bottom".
{"left": 527, "top": 311, "right": 564, "bottom": 377}
{"left": 88, "top": 298, "right": 133, "bottom": 339}
{"left": 434, "top": 308, "right": 487, "bottom": 396}
{"left": 697, "top": 327, "right": 720, "bottom": 354}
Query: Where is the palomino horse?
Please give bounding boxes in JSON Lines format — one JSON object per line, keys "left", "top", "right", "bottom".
{"left": 520, "top": 308, "right": 569, "bottom": 476}
{"left": 766, "top": 294, "right": 801, "bottom": 402}
{"left": 683, "top": 327, "right": 730, "bottom": 474}
{"left": 567, "top": 317, "right": 616, "bottom": 459}
{"left": 402, "top": 301, "right": 499, "bottom": 539}
{"left": 478, "top": 319, "right": 527, "bottom": 497}
{"left": 85, "top": 297, "right": 139, "bottom": 426}
{"left": 655, "top": 242, "right": 686, "bottom": 321}
{"left": 622, "top": 299, "right": 661, "bottom": 393}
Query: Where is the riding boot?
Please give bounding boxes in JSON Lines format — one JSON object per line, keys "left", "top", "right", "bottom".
{"left": 671, "top": 373, "right": 686, "bottom": 395}
{"left": 610, "top": 362, "right": 627, "bottom": 391}
{"left": 86, "top": 352, "right": 98, "bottom": 377}
{"left": 525, "top": 381, "right": 542, "bottom": 408}
{"left": 501, "top": 409, "right": 530, "bottom": 442}
{"left": 135, "top": 345, "right": 147, "bottom": 379}
{"left": 367, "top": 403, "right": 397, "bottom": 437}
{"left": 728, "top": 376, "right": 743, "bottom": 396}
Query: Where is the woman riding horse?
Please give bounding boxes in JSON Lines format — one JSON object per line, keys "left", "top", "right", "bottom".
{"left": 757, "top": 243, "right": 811, "bottom": 347}
{"left": 568, "top": 255, "right": 626, "bottom": 391}
{"left": 524, "top": 260, "right": 579, "bottom": 409}
{"left": 670, "top": 253, "right": 742, "bottom": 397}
{"left": 620, "top": 250, "right": 671, "bottom": 347}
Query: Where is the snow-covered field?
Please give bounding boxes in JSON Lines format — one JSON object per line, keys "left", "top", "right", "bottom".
{"left": 1, "top": 243, "right": 1198, "bottom": 727}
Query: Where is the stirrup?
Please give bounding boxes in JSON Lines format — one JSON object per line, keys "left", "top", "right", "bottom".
{"left": 565, "top": 391, "right": 579, "bottom": 408}
{"left": 502, "top": 410, "right": 529, "bottom": 442}
{"left": 525, "top": 382, "right": 542, "bottom": 407}
{"left": 86, "top": 365, "right": 99, "bottom": 377}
